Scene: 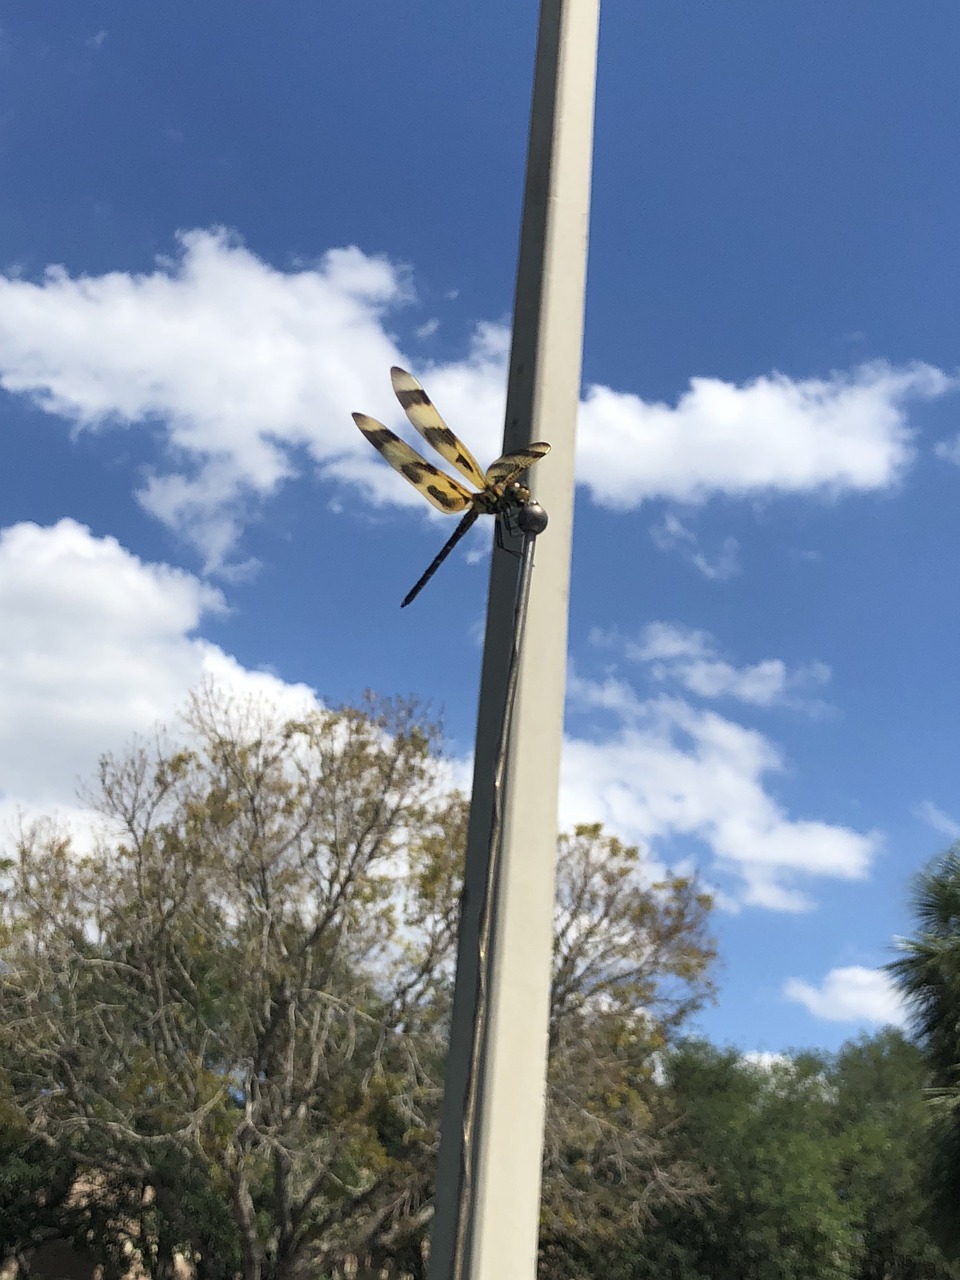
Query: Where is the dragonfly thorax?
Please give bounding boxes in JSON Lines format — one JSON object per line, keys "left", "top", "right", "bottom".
{"left": 476, "top": 479, "right": 531, "bottom": 515}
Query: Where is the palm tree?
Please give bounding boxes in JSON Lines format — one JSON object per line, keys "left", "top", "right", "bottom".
{"left": 887, "top": 844, "right": 960, "bottom": 1256}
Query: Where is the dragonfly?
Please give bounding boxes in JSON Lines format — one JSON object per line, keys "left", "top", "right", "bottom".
{"left": 353, "top": 367, "right": 550, "bottom": 607}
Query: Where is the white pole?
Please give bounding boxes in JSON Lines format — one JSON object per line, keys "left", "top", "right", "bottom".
{"left": 428, "top": 2, "right": 600, "bottom": 1277}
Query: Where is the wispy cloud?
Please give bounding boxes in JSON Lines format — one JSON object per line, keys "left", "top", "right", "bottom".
{"left": 914, "top": 799, "right": 960, "bottom": 841}
{"left": 934, "top": 435, "right": 960, "bottom": 466}
{"left": 590, "top": 621, "right": 831, "bottom": 710}
{"left": 650, "top": 513, "right": 741, "bottom": 581}
{"left": 565, "top": 627, "right": 851, "bottom": 909}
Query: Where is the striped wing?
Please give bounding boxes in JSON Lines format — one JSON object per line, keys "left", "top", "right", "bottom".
{"left": 352, "top": 414, "right": 473, "bottom": 513}
{"left": 390, "top": 366, "right": 487, "bottom": 490}
{"left": 484, "top": 442, "right": 551, "bottom": 486}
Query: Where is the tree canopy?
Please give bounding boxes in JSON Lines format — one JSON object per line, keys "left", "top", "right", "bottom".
{"left": 0, "top": 686, "right": 716, "bottom": 1279}
{"left": 6, "top": 684, "right": 954, "bottom": 1280}
{"left": 888, "top": 845, "right": 960, "bottom": 1259}
{"left": 621, "top": 1031, "right": 958, "bottom": 1280}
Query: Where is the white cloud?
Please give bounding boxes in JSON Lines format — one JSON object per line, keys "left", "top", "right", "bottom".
{"left": 0, "top": 232, "right": 951, "bottom": 570}
{"left": 783, "top": 966, "right": 906, "bottom": 1026}
{"left": 0, "top": 231, "right": 409, "bottom": 567}
{"left": 566, "top": 631, "right": 845, "bottom": 907}
{"left": 561, "top": 688, "right": 875, "bottom": 911}
{"left": 579, "top": 361, "right": 950, "bottom": 508}
{"left": 0, "top": 519, "right": 318, "bottom": 824}
{"left": 650, "top": 513, "right": 696, "bottom": 554}
{"left": 680, "top": 658, "right": 788, "bottom": 703}
{"left": 914, "top": 799, "right": 960, "bottom": 841}
{"left": 590, "top": 622, "right": 831, "bottom": 710}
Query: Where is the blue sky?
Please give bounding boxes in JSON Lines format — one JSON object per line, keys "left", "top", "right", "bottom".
{"left": 2, "top": 0, "right": 959, "bottom": 1054}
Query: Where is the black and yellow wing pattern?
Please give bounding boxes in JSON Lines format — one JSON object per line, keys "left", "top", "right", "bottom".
{"left": 352, "top": 366, "right": 550, "bottom": 607}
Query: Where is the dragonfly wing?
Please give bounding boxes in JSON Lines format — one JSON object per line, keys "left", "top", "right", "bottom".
{"left": 391, "top": 367, "right": 487, "bottom": 490}
{"left": 352, "top": 414, "right": 472, "bottom": 513}
{"left": 484, "top": 441, "right": 551, "bottom": 486}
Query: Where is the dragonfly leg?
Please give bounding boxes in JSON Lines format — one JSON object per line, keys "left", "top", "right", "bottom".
{"left": 496, "top": 508, "right": 529, "bottom": 559}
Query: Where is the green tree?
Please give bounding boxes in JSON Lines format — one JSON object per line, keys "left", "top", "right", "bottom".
{"left": 887, "top": 845, "right": 960, "bottom": 1257}
{"left": 2, "top": 689, "right": 451, "bottom": 1278}
{"left": 632, "top": 1042, "right": 859, "bottom": 1280}
{"left": 830, "top": 1029, "right": 957, "bottom": 1280}
{"left": 615, "top": 1032, "right": 957, "bottom": 1280}
{"left": 0, "top": 687, "right": 717, "bottom": 1280}
{"left": 0, "top": 1079, "right": 78, "bottom": 1266}
{"left": 539, "top": 826, "right": 715, "bottom": 1278}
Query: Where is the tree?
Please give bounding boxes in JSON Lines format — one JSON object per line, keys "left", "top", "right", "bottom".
{"left": 830, "top": 1030, "right": 958, "bottom": 1280}
{"left": 616, "top": 1032, "right": 958, "bottom": 1280}
{"left": 539, "top": 826, "right": 715, "bottom": 1278}
{"left": 2, "top": 689, "right": 452, "bottom": 1278}
{"left": 629, "top": 1042, "right": 861, "bottom": 1280}
{"left": 0, "top": 687, "right": 717, "bottom": 1279}
{"left": 0, "top": 1074, "right": 79, "bottom": 1266}
{"left": 887, "top": 845, "right": 960, "bottom": 1257}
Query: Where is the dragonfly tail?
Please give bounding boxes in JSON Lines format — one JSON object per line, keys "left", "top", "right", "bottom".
{"left": 401, "top": 509, "right": 480, "bottom": 608}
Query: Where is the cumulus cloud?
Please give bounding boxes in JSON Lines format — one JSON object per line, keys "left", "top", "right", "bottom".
{"left": 578, "top": 361, "right": 950, "bottom": 508}
{"left": 0, "top": 519, "right": 318, "bottom": 828}
{"left": 783, "top": 966, "right": 906, "bottom": 1026}
{"left": 562, "top": 685, "right": 875, "bottom": 911}
{"left": 0, "top": 231, "right": 951, "bottom": 568}
{"left": 0, "top": 231, "right": 410, "bottom": 566}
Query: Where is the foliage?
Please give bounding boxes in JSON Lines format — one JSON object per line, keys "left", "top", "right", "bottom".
{"left": 3, "top": 683, "right": 955, "bottom": 1280}
{"left": 830, "top": 1030, "right": 957, "bottom": 1280}
{"left": 1, "top": 689, "right": 451, "bottom": 1278}
{"left": 0, "top": 1077, "right": 78, "bottom": 1261}
{"left": 629, "top": 1042, "right": 859, "bottom": 1280}
{"left": 888, "top": 846, "right": 960, "bottom": 1080}
{"left": 887, "top": 844, "right": 960, "bottom": 1258}
{"left": 618, "top": 1032, "right": 958, "bottom": 1280}
{"left": 0, "top": 686, "right": 716, "bottom": 1279}
{"left": 539, "top": 827, "right": 716, "bottom": 1275}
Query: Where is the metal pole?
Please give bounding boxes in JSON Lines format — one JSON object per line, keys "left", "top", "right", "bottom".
{"left": 428, "top": 2, "right": 600, "bottom": 1277}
